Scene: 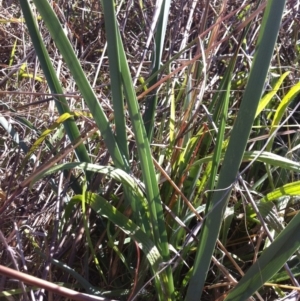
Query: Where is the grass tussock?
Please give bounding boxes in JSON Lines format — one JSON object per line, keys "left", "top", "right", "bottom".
{"left": 0, "top": 0, "right": 300, "bottom": 300}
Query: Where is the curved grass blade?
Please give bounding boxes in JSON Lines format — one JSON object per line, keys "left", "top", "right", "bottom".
{"left": 21, "top": 112, "right": 75, "bottom": 169}
{"left": 192, "top": 150, "right": 300, "bottom": 174}
{"left": 0, "top": 103, "right": 82, "bottom": 194}
{"left": 266, "top": 80, "right": 300, "bottom": 151}
{"left": 29, "top": 162, "right": 146, "bottom": 203}
{"left": 260, "top": 181, "right": 300, "bottom": 203}
{"left": 255, "top": 71, "right": 290, "bottom": 118}
{"left": 247, "top": 181, "right": 300, "bottom": 230}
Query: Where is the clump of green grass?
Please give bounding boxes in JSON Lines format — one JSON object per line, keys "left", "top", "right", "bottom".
{"left": 0, "top": 1, "right": 300, "bottom": 300}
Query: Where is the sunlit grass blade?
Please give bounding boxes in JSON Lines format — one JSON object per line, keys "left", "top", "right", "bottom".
{"left": 0, "top": 104, "right": 83, "bottom": 194}
{"left": 259, "top": 181, "right": 300, "bottom": 203}
{"left": 246, "top": 181, "right": 300, "bottom": 230}
{"left": 21, "top": 113, "right": 75, "bottom": 168}
{"left": 266, "top": 81, "right": 300, "bottom": 151}
{"left": 185, "top": 1, "right": 287, "bottom": 300}
{"left": 8, "top": 38, "right": 17, "bottom": 67}
{"left": 255, "top": 71, "right": 290, "bottom": 118}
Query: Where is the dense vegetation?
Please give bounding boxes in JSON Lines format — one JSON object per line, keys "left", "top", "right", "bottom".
{"left": 0, "top": 0, "right": 300, "bottom": 300}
